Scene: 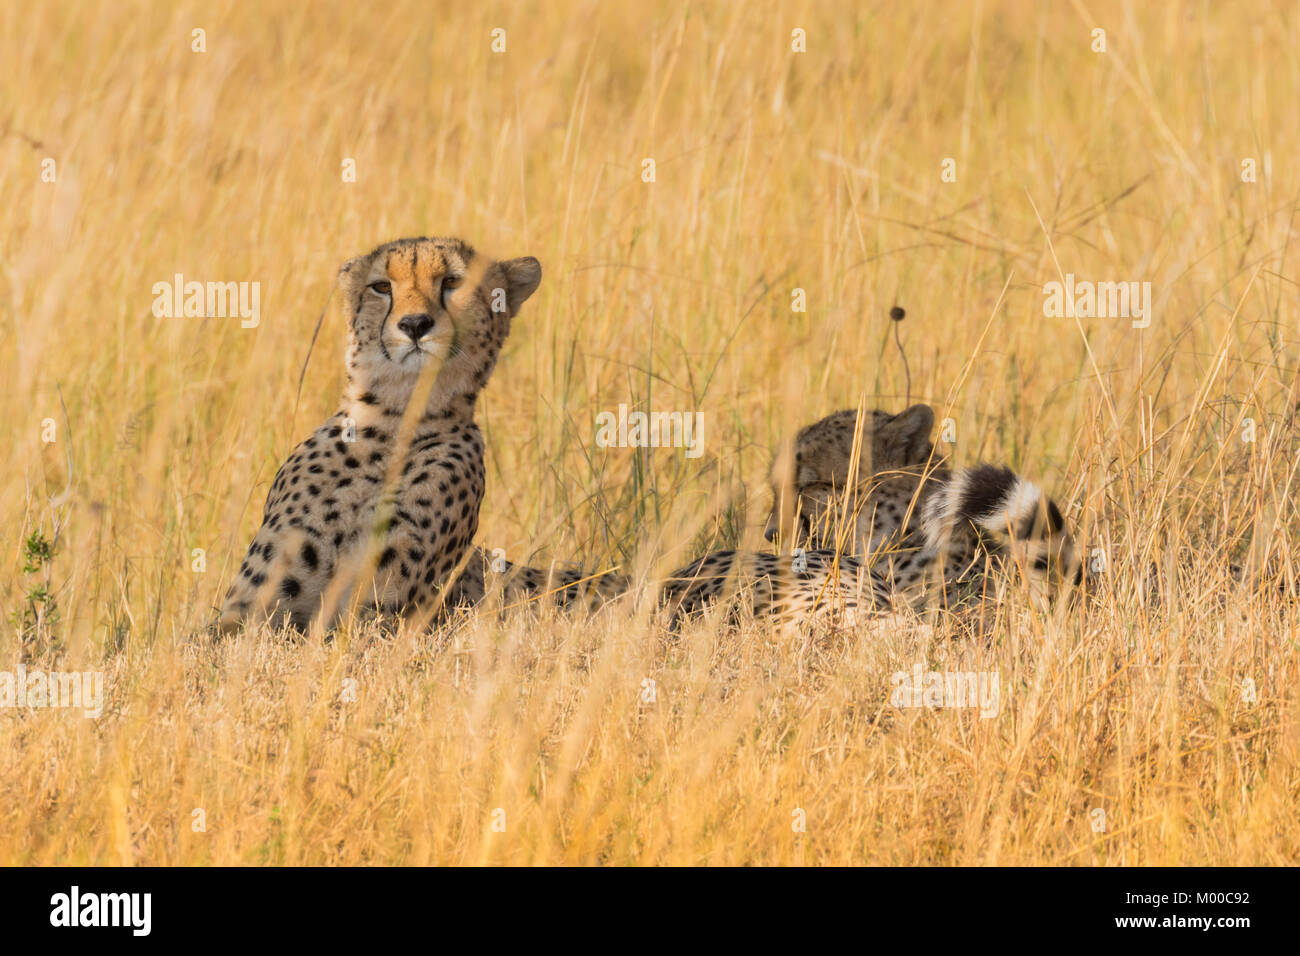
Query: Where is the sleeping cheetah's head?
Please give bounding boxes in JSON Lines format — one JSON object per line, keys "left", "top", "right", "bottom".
{"left": 764, "top": 404, "right": 941, "bottom": 551}
{"left": 337, "top": 236, "right": 541, "bottom": 415}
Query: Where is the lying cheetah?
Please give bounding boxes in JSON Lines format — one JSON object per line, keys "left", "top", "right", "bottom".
{"left": 460, "top": 404, "right": 1079, "bottom": 627}
{"left": 218, "top": 236, "right": 541, "bottom": 632}
{"left": 663, "top": 404, "right": 1079, "bottom": 623}
{"left": 761, "top": 404, "right": 1079, "bottom": 604}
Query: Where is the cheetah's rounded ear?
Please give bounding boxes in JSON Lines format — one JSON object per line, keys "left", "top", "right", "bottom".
{"left": 500, "top": 256, "right": 542, "bottom": 316}
{"left": 337, "top": 255, "right": 366, "bottom": 280}
{"left": 894, "top": 403, "right": 934, "bottom": 431}
{"left": 880, "top": 403, "right": 935, "bottom": 462}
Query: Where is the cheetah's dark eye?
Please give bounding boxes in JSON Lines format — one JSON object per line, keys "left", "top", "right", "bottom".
{"left": 368, "top": 281, "right": 392, "bottom": 295}
{"left": 440, "top": 274, "right": 462, "bottom": 308}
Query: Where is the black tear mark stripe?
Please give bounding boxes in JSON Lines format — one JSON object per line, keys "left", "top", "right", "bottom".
{"left": 376, "top": 291, "right": 394, "bottom": 362}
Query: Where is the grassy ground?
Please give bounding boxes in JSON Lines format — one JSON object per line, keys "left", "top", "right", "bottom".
{"left": 2, "top": 0, "right": 1298, "bottom": 864}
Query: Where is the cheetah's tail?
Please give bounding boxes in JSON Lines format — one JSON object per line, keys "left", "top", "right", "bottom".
{"left": 451, "top": 547, "right": 631, "bottom": 613}
{"left": 921, "top": 464, "right": 1084, "bottom": 592}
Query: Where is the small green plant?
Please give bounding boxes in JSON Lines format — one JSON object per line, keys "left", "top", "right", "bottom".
{"left": 21, "top": 529, "right": 52, "bottom": 574}
{"left": 13, "top": 527, "right": 60, "bottom": 656}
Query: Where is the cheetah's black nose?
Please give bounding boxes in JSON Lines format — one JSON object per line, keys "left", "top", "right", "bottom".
{"left": 397, "top": 313, "right": 434, "bottom": 342}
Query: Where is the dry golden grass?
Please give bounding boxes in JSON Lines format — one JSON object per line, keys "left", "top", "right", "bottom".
{"left": 2, "top": 0, "right": 1298, "bottom": 864}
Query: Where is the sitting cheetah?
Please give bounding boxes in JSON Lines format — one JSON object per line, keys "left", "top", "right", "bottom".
{"left": 218, "top": 236, "right": 541, "bottom": 632}
{"left": 459, "top": 404, "right": 1079, "bottom": 627}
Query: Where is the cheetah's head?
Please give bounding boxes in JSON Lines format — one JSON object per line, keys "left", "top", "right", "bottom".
{"left": 337, "top": 236, "right": 541, "bottom": 415}
{"left": 764, "top": 404, "right": 940, "bottom": 552}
